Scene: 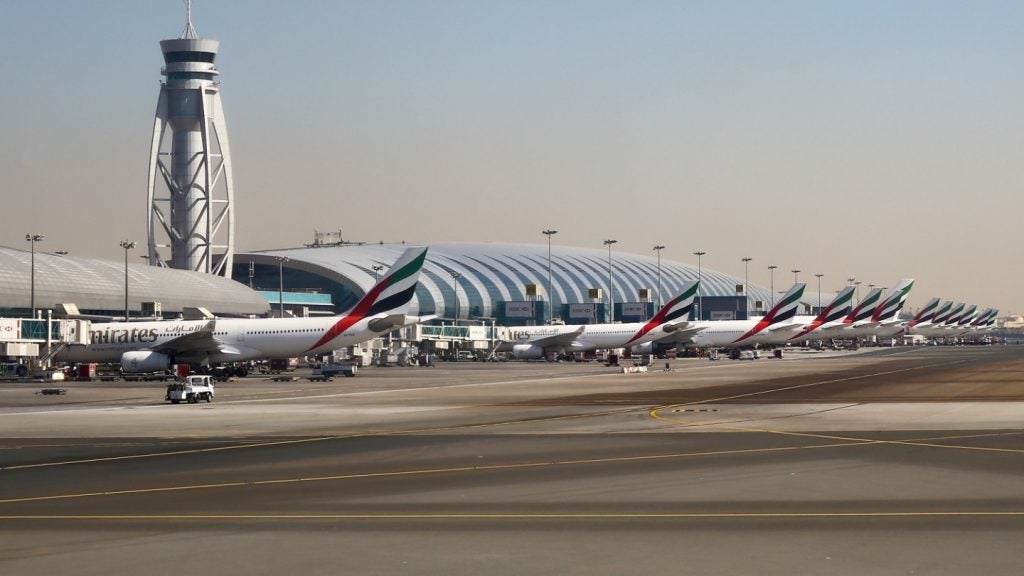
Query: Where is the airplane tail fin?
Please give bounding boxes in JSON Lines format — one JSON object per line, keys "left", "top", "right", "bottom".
{"left": 985, "top": 309, "right": 1000, "bottom": 327}
{"left": 354, "top": 247, "right": 429, "bottom": 317}
{"left": 764, "top": 283, "right": 807, "bottom": 325}
{"left": 956, "top": 304, "right": 978, "bottom": 326}
{"left": 943, "top": 302, "right": 966, "bottom": 326}
{"left": 649, "top": 280, "right": 699, "bottom": 324}
{"left": 930, "top": 300, "right": 954, "bottom": 325}
{"left": 844, "top": 287, "right": 883, "bottom": 324}
{"left": 971, "top": 308, "right": 994, "bottom": 327}
{"left": 626, "top": 280, "right": 698, "bottom": 344}
{"left": 788, "top": 285, "right": 855, "bottom": 341}
{"left": 733, "top": 283, "right": 805, "bottom": 344}
{"left": 870, "top": 279, "right": 915, "bottom": 322}
{"left": 304, "top": 247, "right": 429, "bottom": 353}
{"left": 818, "top": 285, "right": 856, "bottom": 325}
{"left": 908, "top": 297, "right": 940, "bottom": 328}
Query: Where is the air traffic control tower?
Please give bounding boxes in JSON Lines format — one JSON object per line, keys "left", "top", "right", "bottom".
{"left": 146, "top": 3, "right": 235, "bottom": 276}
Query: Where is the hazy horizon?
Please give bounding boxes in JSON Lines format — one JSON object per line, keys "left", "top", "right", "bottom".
{"left": 1, "top": 1, "right": 1021, "bottom": 314}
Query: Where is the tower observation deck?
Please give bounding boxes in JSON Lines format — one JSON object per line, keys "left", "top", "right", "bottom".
{"left": 146, "top": 5, "right": 235, "bottom": 276}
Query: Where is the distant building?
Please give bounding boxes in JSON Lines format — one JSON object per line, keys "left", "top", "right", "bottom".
{"left": 0, "top": 247, "right": 268, "bottom": 319}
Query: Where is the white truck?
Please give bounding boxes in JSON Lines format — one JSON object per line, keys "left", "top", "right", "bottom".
{"left": 165, "top": 375, "right": 216, "bottom": 404}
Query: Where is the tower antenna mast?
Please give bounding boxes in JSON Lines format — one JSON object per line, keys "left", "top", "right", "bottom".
{"left": 181, "top": 0, "right": 198, "bottom": 39}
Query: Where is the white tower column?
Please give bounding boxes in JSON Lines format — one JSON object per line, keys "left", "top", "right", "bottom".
{"left": 146, "top": 12, "right": 234, "bottom": 276}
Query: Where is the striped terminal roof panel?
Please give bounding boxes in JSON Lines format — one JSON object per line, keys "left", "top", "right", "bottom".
{"left": 238, "top": 242, "right": 782, "bottom": 319}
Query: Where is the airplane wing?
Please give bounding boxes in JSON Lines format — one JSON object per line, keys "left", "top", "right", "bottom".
{"left": 367, "top": 313, "right": 407, "bottom": 333}
{"left": 660, "top": 325, "right": 705, "bottom": 345}
{"left": 661, "top": 321, "right": 691, "bottom": 334}
{"left": 768, "top": 323, "right": 808, "bottom": 334}
{"left": 151, "top": 320, "right": 222, "bottom": 355}
{"left": 529, "top": 326, "right": 586, "bottom": 349}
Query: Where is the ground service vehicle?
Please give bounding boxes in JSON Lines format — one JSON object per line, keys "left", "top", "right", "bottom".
{"left": 311, "top": 363, "right": 357, "bottom": 378}
{"left": 165, "top": 375, "right": 216, "bottom": 404}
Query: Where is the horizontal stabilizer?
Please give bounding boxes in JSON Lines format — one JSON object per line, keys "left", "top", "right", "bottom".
{"left": 368, "top": 314, "right": 407, "bottom": 333}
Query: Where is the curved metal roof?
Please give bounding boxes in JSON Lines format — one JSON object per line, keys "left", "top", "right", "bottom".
{"left": 241, "top": 242, "right": 775, "bottom": 319}
{"left": 0, "top": 247, "right": 270, "bottom": 317}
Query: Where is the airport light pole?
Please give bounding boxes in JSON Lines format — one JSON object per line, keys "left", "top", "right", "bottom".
{"left": 450, "top": 270, "right": 461, "bottom": 322}
{"left": 543, "top": 230, "right": 558, "bottom": 324}
{"left": 854, "top": 281, "right": 861, "bottom": 301}
{"left": 119, "top": 240, "right": 136, "bottom": 321}
{"left": 815, "top": 273, "right": 824, "bottom": 312}
{"left": 741, "top": 257, "right": 752, "bottom": 315}
{"left": 792, "top": 269, "right": 801, "bottom": 283}
{"left": 372, "top": 265, "right": 384, "bottom": 282}
{"left": 693, "top": 251, "right": 706, "bottom": 320}
{"left": 768, "top": 265, "right": 777, "bottom": 309}
{"left": 653, "top": 245, "right": 665, "bottom": 310}
{"left": 604, "top": 239, "right": 617, "bottom": 322}
{"left": 276, "top": 256, "right": 288, "bottom": 318}
{"left": 25, "top": 234, "right": 44, "bottom": 318}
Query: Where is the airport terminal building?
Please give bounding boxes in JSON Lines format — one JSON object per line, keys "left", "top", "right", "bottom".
{"left": 0, "top": 247, "right": 269, "bottom": 319}
{"left": 1, "top": 243, "right": 787, "bottom": 326}
{"left": 235, "top": 242, "right": 778, "bottom": 325}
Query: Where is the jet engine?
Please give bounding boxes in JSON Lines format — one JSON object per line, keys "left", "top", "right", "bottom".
{"left": 629, "top": 342, "right": 654, "bottom": 355}
{"left": 120, "top": 350, "right": 172, "bottom": 373}
{"left": 511, "top": 344, "right": 546, "bottom": 360}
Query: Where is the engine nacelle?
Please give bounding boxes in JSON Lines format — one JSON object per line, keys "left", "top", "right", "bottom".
{"left": 120, "top": 350, "right": 172, "bottom": 373}
{"left": 512, "top": 344, "right": 546, "bottom": 360}
{"left": 629, "top": 342, "right": 654, "bottom": 355}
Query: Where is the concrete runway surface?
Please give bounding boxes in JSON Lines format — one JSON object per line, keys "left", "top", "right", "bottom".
{"left": 1, "top": 346, "right": 1022, "bottom": 575}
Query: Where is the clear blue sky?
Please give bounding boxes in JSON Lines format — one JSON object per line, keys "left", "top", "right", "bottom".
{"left": 1, "top": 1, "right": 1022, "bottom": 313}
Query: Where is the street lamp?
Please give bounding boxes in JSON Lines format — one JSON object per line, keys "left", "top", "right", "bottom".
{"left": 815, "top": 273, "right": 824, "bottom": 311}
{"left": 653, "top": 245, "right": 665, "bottom": 310}
{"left": 792, "top": 269, "right": 801, "bottom": 283}
{"left": 372, "top": 265, "right": 384, "bottom": 282}
{"left": 25, "top": 234, "right": 44, "bottom": 318}
{"left": 603, "top": 239, "right": 617, "bottom": 322}
{"left": 276, "top": 256, "right": 288, "bottom": 318}
{"left": 854, "top": 281, "right": 862, "bottom": 301}
{"left": 767, "top": 265, "right": 777, "bottom": 308}
{"left": 119, "top": 240, "right": 136, "bottom": 321}
{"left": 449, "top": 270, "right": 461, "bottom": 322}
{"left": 741, "top": 257, "right": 752, "bottom": 314}
{"left": 543, "top": 230, "right": 558, "bottom": 324}
{"left": 693, "top": 251, "right": 706, "bottom": 320}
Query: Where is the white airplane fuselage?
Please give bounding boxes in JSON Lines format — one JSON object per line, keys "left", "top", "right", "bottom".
{"left": 499, "top": 321, "right": 680, "bottom": 354}
{"left": 57, "top": 314, "right": 408, "bottom": 365}
{"left": 685, "top": 319, "right": 779, "bottom": 348}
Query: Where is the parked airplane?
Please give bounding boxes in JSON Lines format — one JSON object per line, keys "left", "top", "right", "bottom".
{"left": 58, "top": 246, "right": 430, "bottom": 373}
{"left": 786, "top": 285, "right": 857, "bottom": 342}
{"left": 800, "top": 286, "right": 883, "bottom": 339}
{"left": 664, "top": 283, "right": 807, "bottom": 349}
{"left": 496, "top": 281, "right": 699, "bottom": 359}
